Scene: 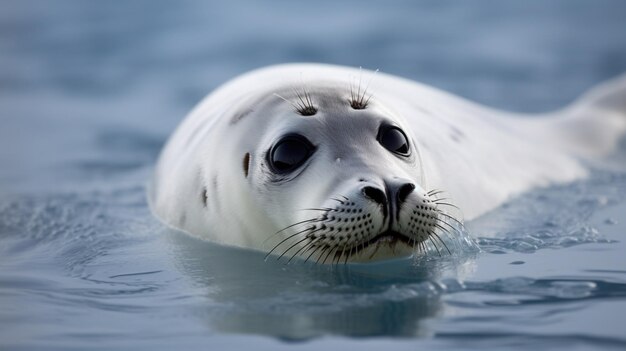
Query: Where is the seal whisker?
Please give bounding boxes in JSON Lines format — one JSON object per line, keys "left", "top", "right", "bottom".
{"left": 303, "top": 89, "right": 314, "bottom": 114}
{"left": 433, "top": 222, "right": 456, "bottom": 245}
{"left": 415, "top": 240, "right": 422, "bottom": 255}
{"left": 299, "top": 237, "right": 323, "bottom": 263}
{"left": 321, "top": 244, "right": 337, "bottom": 265}
{"left": 293, "top": 88, "right": 308, "bottom": 112}
{"left": 275, "top": 81, "right": 317, "bottom": 116}
{"left": 359, "top": 238, "right": 367, "bottom": 257}
{"left": 263, "top": 218, "right": 325, "bottom": 248}
{"left": 323, "top": 244, "right": 341, "bottom": 265}
{"left": 431, "top": 231, "right": 452, "bottom": 255}
{"left": 328, "top": 242, "right": 341, "bottom": 266}
{"left": 288, "top": 236, "right": 321, "bottom": 263}
{"left": 265, "top": 226, "right": 318, "bottom": 259}
{"left": 419, "top": 239, "right": 427, "bottom": 255}
{"left": 434, "top": 202, "right": 460, "bottom": 210}
{"left": 296, "top": 228, "right": 342, "bottom": 264}
{"left": 282, "top": 215, "right": 325, "bottom": 230}
{"left": 405, "top": 238, "right": 414, "bottom": 255}
{"left": 348, "top": 68, "right": 362, "bottom": 109}
{"left": 277, "top": 236, "right": 313, "bottom": 261}
{"left": 361, "top": 68, "right": 379, "bottom": 107}
{"left": 298, "top": 72, "right": 315, "bottom": 111}
{"left": 343, "top": 242, "right": 358, "bottom": 265}
{"left": 298, "top": 207, "right": 335, "bottom": 212}
{"left": 337, "top": 237, "right": 353, "bottom": 265}
{"left": 330, "top": 197, "right": 344, "bottom": 204}
{"left": 332, "top": 247, "right": 342, "bottom": 266}
{"left": 266, "top": 217, "right": 325, "bottom": 242}
{"left": 427, "top": 189, "right": 443, "bottom": 195}
{"left": 368, "top": 241, "right": 384, "bottom": 260}
{"left": 356, "top": 67, "right": 363, "bottom": 105}
{"left": 405, "top": 197, "right": 462, "bottom": 221}
{"left": 434, "top": 209, "right": 465, "bottom": 228}
{"left": 427, "top": 236, "right": 442, "bottom": 256}
{"left": 413, "top": 239, "right": 420, "bottom": 254}
{"left": 349, "top": 75, "right": 356, "bottom": 107}
{"left": 435, "top": 217, "right": 459, "bottom": 238}
{"left": 331, "top": 246, "right": 344, "bottom": 266}
{"left": 291, "top": 79, "right": 317, "bottom": 116}
{"left": 349, "top": 67, "right": 378, "bottom": 109}
{"left": 427, "top": 189, "right": 449, "bottom": 197}
{"left": 314, "top": 245, "right": 330, "bottom": 265}
{"left": 406, "top": 229, "right": 427, "bottom": 252}
{"left": 273, "top": 93, "right": 302, "bottom": 113}
{"left": 416, "top": 236, "right": 427, "bottom": 255}
{"left": 433, "top": 222, "right": 451, "bottom": 235}
{"left": 344, "top": 245, "right": 352, "bottom": 265}
{"left": 304, "top": 242, "right": 325, "bottom": 264}
{"left": 337, "top": 242, "right": 350, "bottom": 266}
{"left": 432, "top": 198, "right": 454, "bottom": 203}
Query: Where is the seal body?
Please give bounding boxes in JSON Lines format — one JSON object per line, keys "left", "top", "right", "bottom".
{"left": 149, "top": 64, "right": 626, "bottom": 263}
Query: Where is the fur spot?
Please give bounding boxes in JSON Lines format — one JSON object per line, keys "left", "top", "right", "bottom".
{"left": 211, "top": 175, "right": 221, "bottom": 213}
{"left": 243, "top": 152, "right": 251, "bottom": 177}
{"left": 230, "top": 108, "right": 254, "bottom": 125}
{"left": 450, "top": 126, "right": 465, "bottom": 142}
{"left": 414, "top": 105, "right": 432, "bottom": 115}
{"left": 201, "top": 188, "right": 208, "bottom": 207}
{"left": 212, "top": 175, "right": 218, "bottom": 193}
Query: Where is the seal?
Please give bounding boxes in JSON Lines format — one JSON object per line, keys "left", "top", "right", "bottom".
{"left": 149, "top": 64, "right": 626, "bottom": 263}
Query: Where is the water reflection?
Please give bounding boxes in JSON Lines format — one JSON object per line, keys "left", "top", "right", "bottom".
{"left": 165, "top": 229, "right": 468, "bottom": 339}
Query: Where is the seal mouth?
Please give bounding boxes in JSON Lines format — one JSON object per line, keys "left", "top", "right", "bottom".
{"left": 355, "top": 230, "right": 414, "bottom": 253}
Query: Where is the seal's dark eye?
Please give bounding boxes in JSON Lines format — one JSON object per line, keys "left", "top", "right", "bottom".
{"left": 378, "top": 126, "right": 410, "bottom": 156}
{"left": 269, "top": 135, "right": 314, "bottom": 173}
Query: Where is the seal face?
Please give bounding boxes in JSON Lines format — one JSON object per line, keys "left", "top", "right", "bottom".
{"left": 256, "top": 93, "right": 452, "bottom": 263}
{"left": 150, "top": 64, "right": 623, "bottom": 263}
{"left": 232, "top": 85, "right": 456, "bottom": 263}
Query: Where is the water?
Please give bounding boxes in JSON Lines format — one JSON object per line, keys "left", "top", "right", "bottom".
{"left": 1, "top": 1, "right": 626, "bottom": 350}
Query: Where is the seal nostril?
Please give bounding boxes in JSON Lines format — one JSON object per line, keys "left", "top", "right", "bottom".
{"left": 362, "top": 186, "right": 387, "bottom": 206}
{"left": 397, "top": 183, "right": 415, "bottom": 204}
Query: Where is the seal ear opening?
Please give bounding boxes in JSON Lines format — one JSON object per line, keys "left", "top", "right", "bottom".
{"left": 243, "top": 153, "right": 251, "bottom": 177}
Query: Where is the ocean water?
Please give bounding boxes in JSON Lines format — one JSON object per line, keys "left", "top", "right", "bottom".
{"left": 1, "top": 1, "right": 626, "bottom": 350}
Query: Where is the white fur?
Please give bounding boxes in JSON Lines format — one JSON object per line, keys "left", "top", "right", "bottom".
{"left": 149, "top": 64, "right": 626, "bottom": 259}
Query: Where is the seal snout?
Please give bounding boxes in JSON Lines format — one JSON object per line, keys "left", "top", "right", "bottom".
{"left": 360, "top": 179, "right": 416, "bottom": 219}
{"left": 265, "top": 179, "right": 460, "bottom": 263}
{"left": 361, "top": 186, "right": 387, "bottom": 206}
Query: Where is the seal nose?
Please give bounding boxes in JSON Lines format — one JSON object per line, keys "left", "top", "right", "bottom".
{"left": 395, "top": 182, "right": 416, "bottom": 204}
{"left": 361, "top": 180, "right": 415, "bottom": 206}
{"left": 362, "top": 186, "right": 387, "bottom": 206}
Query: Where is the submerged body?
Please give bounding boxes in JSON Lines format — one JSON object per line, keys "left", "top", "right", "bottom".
{"left": 149, "top": 64, "right": 625, "bottom": 262}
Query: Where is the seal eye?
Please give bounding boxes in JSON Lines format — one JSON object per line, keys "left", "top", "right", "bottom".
{"left": 269, "top": 135, "right": 314, "bottom": 173}
{"left": 378, "top": 126, "right": 410, "bottom": 156}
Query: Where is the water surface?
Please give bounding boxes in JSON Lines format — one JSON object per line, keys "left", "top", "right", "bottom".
{"left": 1, "top": 1, "right": 626, "bottom": 350}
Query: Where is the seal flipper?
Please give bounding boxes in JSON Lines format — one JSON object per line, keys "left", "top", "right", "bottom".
{"left": 548, "top": 73, "right": 626, "bottom": 159}
{"left": 577, "top": 73, "right": 626, "bottom": 113}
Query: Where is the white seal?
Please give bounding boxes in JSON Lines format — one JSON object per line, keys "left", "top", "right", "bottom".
{"left": 149, "top": 64, "right": 626, "bottom": 263}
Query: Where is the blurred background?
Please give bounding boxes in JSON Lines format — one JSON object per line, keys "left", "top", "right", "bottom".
{"left": 2, "top": 0, "right": 626, "bottom": 193}
{"left": 1, "top": 1, "right": 626, "bottom": 349}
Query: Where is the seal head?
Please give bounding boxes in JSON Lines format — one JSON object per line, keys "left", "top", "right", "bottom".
{"left": 151, "top": 83, "right": 454, "bottom": 263}
{"left": 251, "top": 86, "right": 449, "bottom": 263}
